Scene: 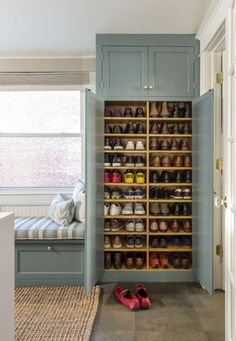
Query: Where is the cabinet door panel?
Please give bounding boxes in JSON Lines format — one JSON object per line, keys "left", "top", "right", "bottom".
{"left": 102, "top": 46, "right": 148, "bottom": 98}
{"left": 149, "top": 46, "right": 194, "bottom": 98}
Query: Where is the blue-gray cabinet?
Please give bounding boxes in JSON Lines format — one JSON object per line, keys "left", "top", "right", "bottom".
{"left": 96, "top": 34, "right": 199, "bottom": 100}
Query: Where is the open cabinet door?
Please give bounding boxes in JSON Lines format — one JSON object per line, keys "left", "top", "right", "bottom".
{"left": 84, "top": 89, "right": 104, "bottom": 293}
{"left": 192, "top": 90, "right": 214, "bottom": 295}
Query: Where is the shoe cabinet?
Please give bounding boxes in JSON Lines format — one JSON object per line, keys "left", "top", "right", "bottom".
{"left": 103, "top": 101, "right": 193, "bottom": 275}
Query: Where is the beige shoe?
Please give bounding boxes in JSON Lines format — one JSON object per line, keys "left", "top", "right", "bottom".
{"left": 160, "top": 102, "right": 171, "bottom": 117}
{"left": 112, "top": 236, "right": 122, "bottom": 248}
{"left": 104, "top": 236, "right": 111, "bottom": 248}
{"left": 150, "top": 220, "right": 158, "bottom": 232}
{"left": 150, "top": 102, "right": 159, "bottom": 117}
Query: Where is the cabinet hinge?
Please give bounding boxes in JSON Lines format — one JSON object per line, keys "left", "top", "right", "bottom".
{"left": 216, "top": 72, "right": 223, "bottom": 84}
{"left": 100, "top": 81, "right": 104, "bottom": 89}
{"left": 216, "top": 244, "right": 223, "bottom": 257}
{"left": 216, "top": 158, "right": 224, "bottom": 170}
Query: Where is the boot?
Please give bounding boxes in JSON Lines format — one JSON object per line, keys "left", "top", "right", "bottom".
{"left": 105, "top": 252, "right": 112, "bottom": 269}
{"left": 113, "top": 252, "right": 122, "bottom": 269}
{"left": 160, "top": 101, "right": 171, "bottom": 117}
{"left": 150, "top": 102, "right": 159, "bottom": 117}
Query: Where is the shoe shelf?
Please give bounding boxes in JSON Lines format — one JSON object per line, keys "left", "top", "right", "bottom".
{"left": 149, "top": 183, "right": 192, "bottom": 186}
{"left": 104, "top": 101, "right": 193, "bottom": 273}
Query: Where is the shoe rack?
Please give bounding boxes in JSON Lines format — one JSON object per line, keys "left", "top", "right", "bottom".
{"left": 104, "top": 101, "right": 192, "bottom": 272}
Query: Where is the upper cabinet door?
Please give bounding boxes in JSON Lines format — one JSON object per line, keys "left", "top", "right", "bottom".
{"left": 102, "top": 46, "right": 148, "bottom": 98}
{"left": 149, "top": 46, "right": 195, "bottom": 98}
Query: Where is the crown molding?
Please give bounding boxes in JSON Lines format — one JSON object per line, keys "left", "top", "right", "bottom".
{"left": 196, "top": 0, "right": 229, "bottom": 53}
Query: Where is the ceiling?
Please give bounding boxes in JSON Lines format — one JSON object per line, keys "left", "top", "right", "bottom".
{"left": 0, "top": 0, "right": 213, "bottom": 57}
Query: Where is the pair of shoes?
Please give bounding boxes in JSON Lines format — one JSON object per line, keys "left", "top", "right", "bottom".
{"left": 104, "top": 252, "right": 123, "bottom": 269}
{"left": 170, "top": 187, "right": 192, "bottom": 199}
{"left": 125, "top": 219, "right": 145, "bottom": 232}
{"left": 104, "top": 154, "right": 122, "bottom": 167}
{"left": 149, "top": 253, "right": 170, "bottom": 268}
{"left": 104, "top": 203, "right": 122, "bottom": 216}
{"left": 104, "top": 170, "right": 122, "bottom": 183}
{"left": 149, "top": 101, "right": 171, "bottom": 118}
{"left": 123, "top": 107, "right": 145, "bottom": 118}
{"left": 169, "top": 253, "right": 192, "bottom": 269}
{"left": 104, "top": 187, "right": 123, "bottom": 199}
{"left": 172, "top": 102, "right": 191, "bottom": 118}
{"left": 104, "top": 219, "right": 123, "bottom": 232}
{"left": 104, "top": 235, "right": 123, "bottom": 248}
{"left": 149, "top": 219, "right": 168, "bottom": 232}
{"left": 105, "top": 138, "right": 124, "bottom": 150}
{"left": 171, "top": 203, "right": 191, "bottom": 216}
{"left": 124, "top": 170, "right": 145, "bottom": 184}
{"left": 125, "top": 140, "right": 145, "bottom": 150}
{"left": 114, "top": 284, "right": 151, "bottom": 311}
{"left": 105, "top": 124, "right": 124, "bottom": 134}
{"left": 124, "top": 155, "right": 145, "bottom": 167}
{"left": 149, "top": 202, "right": 169, "bottom": 216}
{"left": 124, "top": 235, "right": 145, "bottom": 248}
{"left": 124, "top": 187, "right": 145, "bottom": 199}
{"left": 122, "top": 202, "right": 146, "bottom": 215}
{"left": 150, "top": 187, "right": 170, "bottom": 199}
{"left": 124, "top": 122, "right": 146, "bottom": 134}
{"left": 105, "top": 107, "right": 122, "bottom": 117}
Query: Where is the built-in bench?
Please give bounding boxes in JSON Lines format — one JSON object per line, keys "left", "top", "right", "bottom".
{"left": 15, "top": 217, "right": 85, "bottom": 286}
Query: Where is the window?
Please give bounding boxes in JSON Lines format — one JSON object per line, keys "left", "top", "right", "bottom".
{"left": 0, "top": 90, "right": 83, "bottom": 188}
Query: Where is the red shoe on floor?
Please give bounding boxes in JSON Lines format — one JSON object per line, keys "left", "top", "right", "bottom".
{"left": 114, "top": 287, "right": 140, "bottom": 311}
{"left": 135, "top": 283, "right": 151, "bottom": 309}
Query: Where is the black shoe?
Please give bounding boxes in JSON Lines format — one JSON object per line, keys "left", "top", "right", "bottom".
{"left": 183, "top": 170, "right": 192, "bottom": 183}
{"left": 182, "top": 123, "right": 191, "bottom": 134}
{"left": 175, "top": 171, "right": 182, "bottom": 183}
{"left": 184, "top": 103, "right": 191, "bottom": 118}
{"left": 112, "top": 154, "right": 122, "bottom": 167}
{"left": 113, "top": 125, "right": 123, "bottom": 134}
{"left": 124, "top": 156, "right": 135, "bottom": 167}
{"left": 135, "top": 122, "right": 145, "bottom": 134}
{"left": 105, "top": 124, "right": 112, "bottom": 133}
{"left": 104, "top": 138, "right": 112, "bottom": 150}
{"left": 123, "top": 107, "right": 133, "bottom": 117}
{"left": 161, "top": 171, "right": 171, "bottom": 183}
{"left": 135, "top": 107, "right": 145, "bottom": 117}
{"left": 104, "top": 154, "right": 111, "bottom": 166}
{"left": 135, "top": 156, "right": 145, "bottom": 167}
{"left": 124, "top": 123, "right": 135, "bottom": 134}
{"left": 171, "top": 203, "right": 182, "bottom": 216}
{"left": 182, "top": 203, "right": 190, "bottom": 216}
{"left": 160, "top": 187, "right": 170, "bottom": 199}
{"left": 150, "top": 187, "right": 161, "bottom": 199}
{"left": 150, "top": 171, "right": 159, "bottom": 183}
{"left": 105, "top": 107, "right": 112, "bottom": 117}
{"left": 172, "top": 103, "right": 180, "bottom": 118}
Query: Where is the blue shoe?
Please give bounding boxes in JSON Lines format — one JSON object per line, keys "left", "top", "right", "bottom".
{"left": 134, "top": 187, "right": 145, "bottom": 199}
{"left": 124, "top": 187, "right": 135, "bottom": 199}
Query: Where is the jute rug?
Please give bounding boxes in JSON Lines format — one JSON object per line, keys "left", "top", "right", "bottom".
{"left": 15, "top": 286, "right": 100, "bottom": 341}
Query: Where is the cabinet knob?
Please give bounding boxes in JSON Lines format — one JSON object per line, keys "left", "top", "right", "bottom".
{"left": 149, "top": 85, "right": 153, "bottom": 90}
{"left": 143, "top": 85, "right": 148, "bottom": 90}
{"left": 47, "top": 246, "right": 53, "bottom": 251}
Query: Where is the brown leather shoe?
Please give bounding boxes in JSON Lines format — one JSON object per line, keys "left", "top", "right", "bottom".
{"left": 150, "top": 202, "right": 161, "bottom": 215}
{"left": 105, "top": 252, "right": 112, "bottom": 269}
{"left": 125, "top": 252, "right": 134, "bottom": 269}
{"left": 183, "top": 219, "right": 192, "bottom": 232}
{"left": 173, "top": 155, "right": 183, "bottom": 167}
{"left": 150, "top": 122, "right": 160, "bottom": 134}
{"left": 160, "top": 139, "right": 170, "bottom": 150}
{"left": 161, "top": 122, "right": 170, "bottom": 134}
{"left": 183, "top": 155, "right": 192, "bottom": 167}
{"left": 170, "top": 219, "right": 180, "bottom": 232}
{"left": 160, "top": 203, "right": 170, "bottom": 215}
{"left": 162, "top": 156, "right": 171, "bottom": 167}
{"left": 150, "top": 138, "right": 159, "bottom": 150}
{"left": 112, "top": 236, "right": 122, "bottom": 248}
{"left": 150, "top": 219, "right": 158, "bottom": 232}
{"left": 170, "top": 139, "right": 179, "bottom": 150}
{"left": 135, "top": 253, "right": 144, "bottom": 269}
{"left": 113, "top": 252, "right": 122, "bottom": 269}
{"left": 159, "top": 220, "right": 168, "bottom": 232}
{"left": 151, "top": 155, "right": 161, "bottom": 167}
{"left": 181, "top": 140, "right": 190, "bottom": 150}
{"left": 160, "top": 102, "right": 171, "bottom": 117}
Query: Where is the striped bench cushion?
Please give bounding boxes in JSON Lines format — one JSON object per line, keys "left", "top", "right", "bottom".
{"left": 15, "top": 217, "right": 85, "bottom": 240}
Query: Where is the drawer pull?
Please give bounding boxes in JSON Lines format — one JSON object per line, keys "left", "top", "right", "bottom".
{"left": 149, "top": 85, "right": 153, "bottom": 90}
{"left": 143, "top": 85, "right": 148, "bottom": 90}
{"left": 47, "top": 246, "right": 53, "bottom": 251}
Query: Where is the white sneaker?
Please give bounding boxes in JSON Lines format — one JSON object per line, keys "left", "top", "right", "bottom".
{"left": 125, "top": 219, "right": 135, "bottom": 232}
{"left": 104, "top": 204, "right": 110, "bottom": 216}
{"left": 136, "top": 140, "right": 145, "bottom": 150}
{"left": 134, "top": 203, "right": 145, "bottom": 215}
{"left": 110, "top": 203, "right": 122, "bottom": 216}
{"left": 122, "top": 202, "right": 133, "bottom": 215}
{"left": 135, "top": 219, "right": 145, "bottom": 232}
{"left": 125, "top": 141, "right": 135, "bottom": 150}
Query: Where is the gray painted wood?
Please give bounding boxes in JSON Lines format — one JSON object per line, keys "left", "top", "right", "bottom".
{"left": 192, "top": 90, "right": 214, "bottom": 295}
{"left": 102, "top": 46, "right": 148, "bottom": 98}
{"left": 85, "top": 89, "right": 104, "bottom": 293}
{"left": 101, "top": 271, "right": 195, "bottom": 282}
{"left": 149, "top": 46, "right": 194, "bottom": 98}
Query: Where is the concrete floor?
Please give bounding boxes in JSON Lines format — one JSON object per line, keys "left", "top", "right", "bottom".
{"left": 91, "top": 282, "right": 225, "bottom": 341}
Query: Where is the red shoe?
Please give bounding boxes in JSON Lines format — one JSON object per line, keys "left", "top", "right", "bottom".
{"left": 114, "top": 287, "right": 140, "bottom": 311}
{"left": 104, "top": 170, "right": 111, "bottom": 183}
{"left": 135, "top": 283, "right": 151, "bottom": 309}
{"left": 111, "top": 170, "right": 122, "bottom": 183}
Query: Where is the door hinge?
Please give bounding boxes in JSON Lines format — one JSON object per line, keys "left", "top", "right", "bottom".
{"left": 216, "top": 72, "right": 223, "bottom": 84}
{"left": 100, "top": 81, "right": 104, "bottom": 89}
{"left": 216, "top": 158, "right": 224, "bottom": 170}
{"left": 216, "top": 244, "right": 223, "bottom": 257}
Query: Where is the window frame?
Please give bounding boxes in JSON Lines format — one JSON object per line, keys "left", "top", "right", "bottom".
{"left": 0, "top": 85, "right": 86, "bottom": 193}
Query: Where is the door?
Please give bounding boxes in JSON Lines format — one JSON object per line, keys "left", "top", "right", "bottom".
{"left": 192, "top": 90, "right": 214, "bottom": 294}
{"left": 102, "top": 46, "right": 148, "bottom": 98}
{"left": 84, "top": 89, "right": 104, "bottom": 293}
{"left": 149, "top": 46, "right": 195, "bottom": 98}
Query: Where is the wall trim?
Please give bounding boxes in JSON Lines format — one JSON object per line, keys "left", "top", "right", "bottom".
{"left": 196, "top": 0, "right": 229, "bottom": 53}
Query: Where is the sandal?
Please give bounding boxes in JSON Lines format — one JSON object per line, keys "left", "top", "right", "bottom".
{"left": 169, "top": 253, "right": 181, "bottom": 269}
{"left": 181, "top": 253, "right": 192, "bottom": 269}
{"left": 159, "top": 253, "right": 170, "bottom": 269}
{"left": 149, "top": 253, "right": 160, "bottom": 269}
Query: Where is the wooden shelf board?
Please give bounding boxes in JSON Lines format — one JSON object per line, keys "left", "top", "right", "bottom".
{"left": 105, "top": 230, "right": 147, "bottom": 235}
{"left": 104, "top": 150, "right": 148, "bottom": 153}
{"left": 149, "top": 231, "right": 192, "bottom": 236}
{"left": 149, "top": 118, "right": 192, "bottom": 121}
{"left": 105, "top": 215, "right": 148, "bottom": 219}
{"left": 104, "top": 166, "right": 147, "bottom": 170}
{"left": 149, "top": 247, "right": 192, "bottom": 252}
{"left": 148, "top": 216, "right": 192, "bottom": 219}
{"left": 104, "top": 117, "right": 147, "bottom": 121}
{"left": 149, "top": 199, "right": 192, "bottom": 203}
{"left": 149, "top": 167, "right": 192, "bottom": 170}
{"left": 147, "top": 266, "right": 192, "bottom": 272}
{"left": 104, "top": 199, "right": 147, "bottom": 202}
{"left": 149, "top": 183, "right": 192, "bottom": 186}
{"left": 148, "top": 150, "right": 192, "bottom": 154}
{"left": 149, "top": 134, "right": 192, "bottom": 137}
{"left": 104, "top": 183, "right": 148, "bottom": 187}
{"left": 105, "top": 265, "right": 148, "bottom": 271}
{"left": 104, "top": 247, "right": 147, "bottom": 252}
{"left": 104, "top": 134, "right": 147, "bottom": 137}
